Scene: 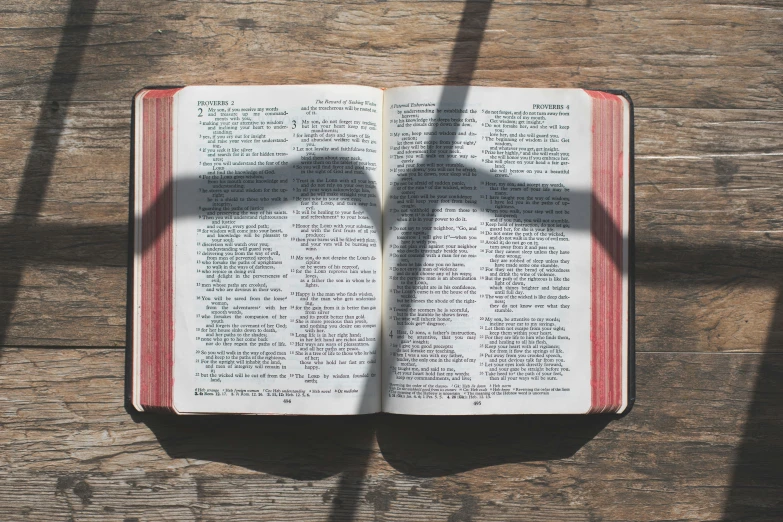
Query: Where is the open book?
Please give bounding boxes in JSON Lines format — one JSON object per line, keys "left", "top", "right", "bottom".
{"left": 131, "top": 85, "right": 633, "bottom": 415}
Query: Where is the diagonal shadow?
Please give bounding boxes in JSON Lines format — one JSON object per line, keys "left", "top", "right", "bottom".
{"left": 128, "top": 11, "right": 782, "bottom": 518}
{"left": 0, "top": 0, "right": 778, "bottom": 519}
{"left": 0, "top": 0, "right": 98, "bottom": 350}
{"left": 134, "top": 0, "right": 621, "bottom": 508}
{"left": 724, "top": 290, "right": 783, "bottom": 520}
{"left": 324, "top": 2, "right": 497, "bottom": 516}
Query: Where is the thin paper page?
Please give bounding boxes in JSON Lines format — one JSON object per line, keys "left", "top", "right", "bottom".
{"left": 383, "top": 87, "right": 593, "bottom": 414}
{"left": 173, "top": 85, "right": 383, "bottom": 414}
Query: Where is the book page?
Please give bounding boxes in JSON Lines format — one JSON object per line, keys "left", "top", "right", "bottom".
{"left": 173, "top": 85, "right": 383, "bottom": 414}
{"left": 383, "top": 87, "right": 593, "bottom": 414}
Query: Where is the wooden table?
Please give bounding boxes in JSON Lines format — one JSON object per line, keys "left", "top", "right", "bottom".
{"left": 1, "top": 1, "right": 781, "bottom": 520}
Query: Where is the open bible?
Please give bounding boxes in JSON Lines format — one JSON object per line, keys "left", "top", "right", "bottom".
{"left": 131, "top": 85, "right": 633, "bottom": 415}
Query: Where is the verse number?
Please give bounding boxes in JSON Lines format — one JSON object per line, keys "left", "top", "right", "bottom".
{"left": 197, "top": 108, "right": 203, "bottom": 117}
{"left": 291, "top": 119, "right": 297, "bottom": 129}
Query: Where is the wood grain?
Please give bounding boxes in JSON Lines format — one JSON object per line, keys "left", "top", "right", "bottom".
{"left": 0, "top": 0, "right": 783, "bottom": 108}
{"left": 0, "top": 1, "right": 781, "bottom": 108}
{"left": 0, "top": 0, "right": 781, "bottom": 519}
{"left": 0, "top": 348, "right": 780, "bottom": 521}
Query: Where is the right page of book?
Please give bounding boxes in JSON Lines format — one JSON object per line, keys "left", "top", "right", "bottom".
{"left": 382, "top": 87, "right": 597, "bottom": 414}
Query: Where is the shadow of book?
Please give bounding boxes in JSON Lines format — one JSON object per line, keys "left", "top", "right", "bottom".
{"left": 376, "top": 414, "right": 612, "bottom": 476}
{"left": 132, "top": 410, "right": 376, "bottom": 480}
{"left": 134, "top": 407, "right": 612, "bottom": 476}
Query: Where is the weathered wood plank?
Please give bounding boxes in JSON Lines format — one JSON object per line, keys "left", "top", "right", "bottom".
{"left": 0, "top": 470, "right": 618, "bottom": 522}
{"left": 638, "top": 109, "right": 783, "bottom": 158}
{"left": 0, "top": 265, "right": 126, "bottom": 346}
{"left": 0, "top": 100, "right": 130, "bottom": 346}
{"left": 1, "top": 102, "right": 781, "bottom": 348}
{"left": 0, "top": 1, "right": 780, "bottom": 108}
{"left": 1, "top": 1, "right": 779, "bottom": 521}
{"left": 0, "top": 348, "right": 780, "bottom": 520}
{"left": 0, "top": 101, "right": 129, "bottom": 219}
{"left": 634, "top": 152, "right": 783, "bottom": 352}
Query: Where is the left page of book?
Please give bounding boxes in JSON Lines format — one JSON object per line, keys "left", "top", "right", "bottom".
{"left": 171, "top": 85, "right": 383, "bottom": 414}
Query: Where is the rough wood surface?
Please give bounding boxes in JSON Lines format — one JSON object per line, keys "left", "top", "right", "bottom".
{"left": 0, "top": 1, "right": 781, "bottom": 109}
{"left": 1, "top": 348, "right": 781, "bottom": 521}
{"left": 0, "top": 0, "right": 781, "bottom": 520}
